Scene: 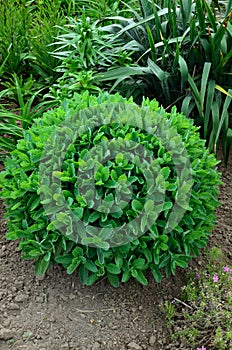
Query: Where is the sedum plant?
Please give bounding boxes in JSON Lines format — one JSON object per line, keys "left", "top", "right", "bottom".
{"left": 0, "top": 92, "right": 221, "bottom": 287}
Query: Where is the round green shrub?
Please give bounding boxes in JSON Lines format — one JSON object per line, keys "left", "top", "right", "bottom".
{"left": 0, "top": 91, "right": 221, "bottom": 287}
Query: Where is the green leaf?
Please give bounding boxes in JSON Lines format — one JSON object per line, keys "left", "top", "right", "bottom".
{"left": 187, "top": 74, "right": 202, "bottom": 117}
{"left": 118, "top": 173, "right": 127, "bottom": 183}
{"left": 67, "top": 257, "right": 81, "bottom": 274}
{"left": 84, "top": 260, "right": 98, "bottom": 273}
{"left": 29, "top": 196, "right": 41, "bottom": 211}
{"left": 175, "top": 258, "right": 188, "bottom": 269}
{"left": 163, "top": 201, "right": 173, "bottom": 211}
{"left": 122, "top": 269, "right": 131, "bottom": 283}
{"left": 146, "top": 23, "right": 156, "bottom": 62}
{"left": 161, "top": 167, "right": 171, "bottom": 180}
{"left": 132, "top": 258, "right": 146, "bottom": 270}
{"left": 160, "top": 243, "right": 169, "bottom": 251}
{"left": 73, "top": 207, "right": 84, "bottom": 219}
{"left": 11, "top": 201, "right": 23, "bottom": 210}
{"left": 204, "top": 79, "right": 215, "bottom": 138}
{"left": 132, "top": 199, "right": 143, "bottom": 212}
{"left": 214, "top": 90, "right": 232, "bottom": 146}
{"left": 179, "top": 55, "right": 188, "bottom": 92}
{"left": 148, "top": 58, "right": 168, "bottom": 82}
{"left": 106, "top": 263, "right": 121, "bottom": 274}
{"left": 115, "top": 256, "right": 123, "bottom": 268}
{"left": 81, "top": 237, "right": 110, "bottom": 250}
{"left": 56, "top": 212, "right": 71, "bottom": 224}
{"left": 28, "top": 249, "right": 43, "bottom": 258}
{"left": 86, "top": 273, "right": 99, "bottom": 286}
{"left": 88, "top": 211, "right": 101, "bottom": 223}
{"left": 107, "top": 272, "right": 119, "bottom": 288}
{"left": 131, "top": 269, "right": 148, "bottom": 286}
{"left": 5, "top": 231, "right": 19, "bottom": 240}
{"left": 159, "top": 254, "right": 171, "bottom": 268}
{"left": 111, "top": 169, "right": 118, "bottom": 181}
{"left": 200, "top": 62, "right": 211, "bottom": 112}
{"left": 151, "top": 264, "right": 162, "bottom": 283}
{"left": 97, "top": 248, "right": 105, "bottom": 265}
{"left": 143, "top": 248, "right": 152, "bottom": 263}
{"left": 72, "top": 246, "right": 83, "bottom": 257}
{"left": 99, "top": 227, "right": 113, "bottom": 240}
{"left": 195, "top": 0, "right": 206, "bottom": 32}
{"left": 144, "top": 199, "right": 154, "bottom": 213}
{"left": 159, "top": 235, "right": 169, "bottom": 243}
{"left": 101, "top": 167, "right": 110, "bottom": 182}
{"left": 79, "top": 265, "right": 88, "bottom": 284}
{"left": 55, "top": 254, "right": 73, "bottom": 267}
{"left": 37, "top": 253, "right": 51, "bottom": 276}
{"left": 115, "top": 152, "right": 124, "bottom": 164}
{"left": 44, "top": 251, "right": 51, "bottom": 262}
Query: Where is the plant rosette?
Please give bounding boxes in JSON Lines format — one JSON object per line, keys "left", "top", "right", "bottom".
{"left": 0, "top": 91, "right": 221, "bottom": 287}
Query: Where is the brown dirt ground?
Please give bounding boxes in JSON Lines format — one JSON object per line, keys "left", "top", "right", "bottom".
{"left": 0, "top": 151, "right": 231, "bottom": 350}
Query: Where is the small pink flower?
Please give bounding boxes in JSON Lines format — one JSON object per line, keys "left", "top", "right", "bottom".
{"left": 197, "top": 346, "right": 206, "bottom": 350}
{"left": 213, "top": 274, "right": 219, "bottom": 283}
{"left": 223, "top": 266, "right": 231, "bottom": 273}
{"left": 196, "top": 273, "right": 200, "bottom": 279}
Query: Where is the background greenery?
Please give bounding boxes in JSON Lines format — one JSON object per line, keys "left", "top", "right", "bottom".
{"left": 0, "top": 0, "right": 232, "bottom": 162}
{"left": 98, "top": 0, "right": 232, "bottom": 162}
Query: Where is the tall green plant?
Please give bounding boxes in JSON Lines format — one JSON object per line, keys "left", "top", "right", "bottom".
{"left": 97, "top": 0, "right": 232, "bottom": 162}
{"left": 0, "top": 0, "right": 31, "bottom": 77}
{"left": 59, "top": 0, "right": 139, "bottom": 19}
{"left": 0, "top": 0, "right": 73, "bottom": 93}
{"left": 0, "top": 75, "right": 54, "bottom": 161}
{"left": 46, "top": 14, "right": 132, "bottom": 101}
{"left": 28, "top": 0, "right": 67, "bottom": 86}
{"left": 0, "top": 107, "right": 23, "bottom": 161}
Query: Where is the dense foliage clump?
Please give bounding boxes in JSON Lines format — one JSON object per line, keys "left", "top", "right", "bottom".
{"left": 0, "top": 92, "right": 221, "bottom": 286}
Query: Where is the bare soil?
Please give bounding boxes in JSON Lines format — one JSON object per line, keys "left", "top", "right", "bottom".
{"left": 0, "top": 151, "right": 231, "bottom": 350}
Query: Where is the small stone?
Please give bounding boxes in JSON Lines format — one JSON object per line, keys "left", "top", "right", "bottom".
{"left": 2, "top": 318, "right": 11, "bottom": 327}
{"left": 14, "top": 281, "right": 24, "bottom": 289}
{"left": 149, "top": 335, "right": 157, "bottom": 346}
{"left": 59, "top": 295, "right": 68, "bottom": 302}
{"left": 35, "top": 296, "right": 44, "bottom": 303}
{"left": 127, "top": 342, "right": 143, "bottom": 350}
{"left": 138, "top": 305, "right": 143, "bottom": 311}
{"left": 92, "top": 341, "right": 100, "bottom": 350}
{"left": 15, "top": 293, "right": 28, "bottom": 303}
{"left": 22, "top": 331, "right": 32, "bottom": 339}
{"left": 47, "top": 316, "right": 56, "bottom": 323}
{"left": 0, "top": 328, "right": 14, "bottom": 340}
{"left": 111, "top": 325, "right": 118, "bottom": 330}
{"left": 100, "top": 320, "right": 106, "bottom": 327}
{"left": 69, "top": 293, "right": 76, "bottom": 300}
{"left": 7, "top": 303, "right": 20, "bottom": 310}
